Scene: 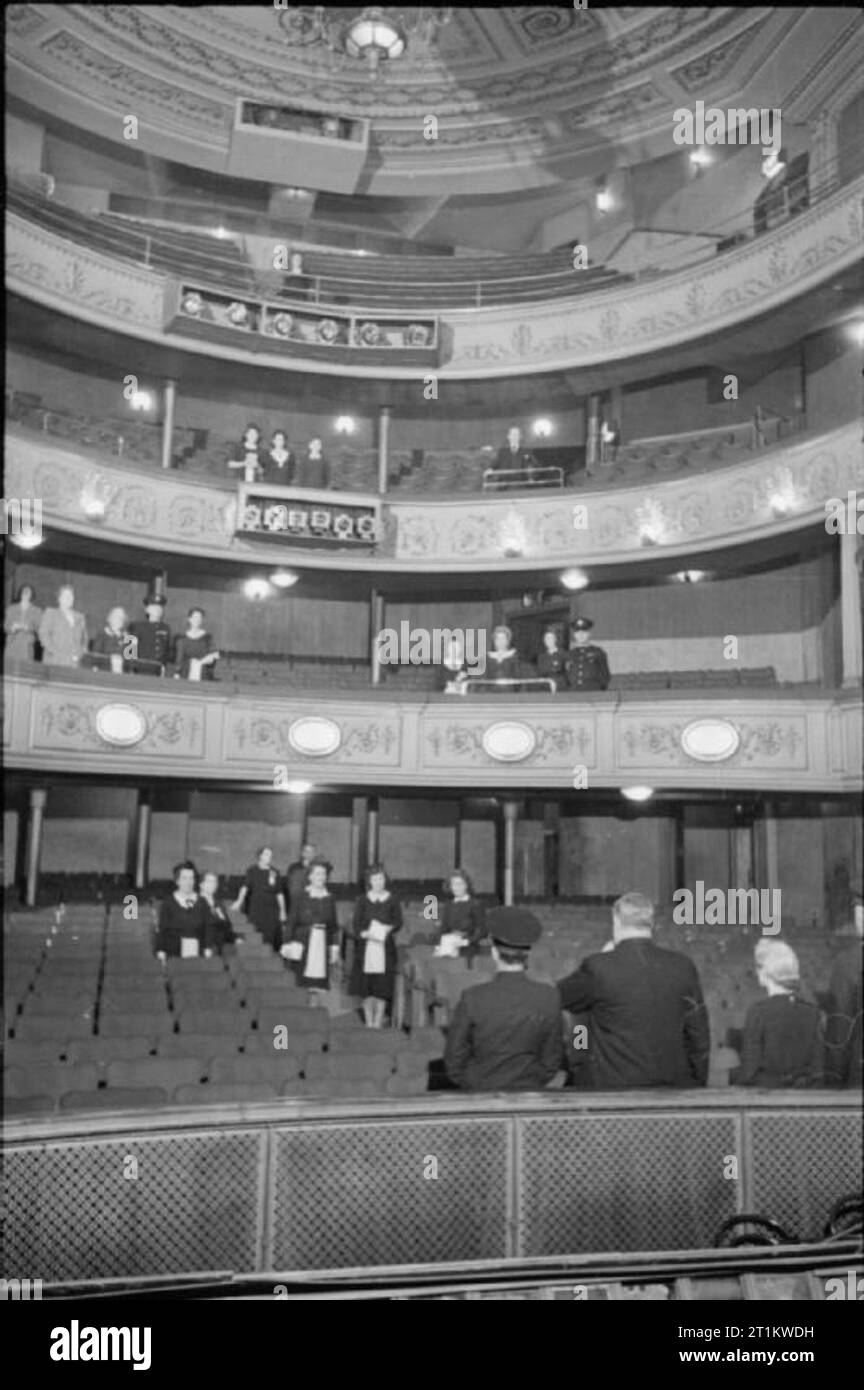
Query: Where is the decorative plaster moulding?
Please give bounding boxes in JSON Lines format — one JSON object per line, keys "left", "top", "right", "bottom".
{"left": 5, "top": 423, "right": 861, "bottom": 573}
{"left": 287, "top": 715, "right": 342, "bottom": 757}
{"left": 94, "top": 703, "right": 148, "bottom": 748}
{"left": 6, "top": 177, "right": 863, "bottom": 378}
{"left": 481, "top": 721, "right": 538, "bottom": 762}
{"left": 680, "top": 718, "right": 741, "bottom": 762}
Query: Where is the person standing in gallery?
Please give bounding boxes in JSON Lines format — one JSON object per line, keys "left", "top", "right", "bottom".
{"left": 285, "top": 842, "right": 319, "bottom": 912}
{"left": 284, "top": 857, "right": 340, "bottom": 994}
{"left": 155, "top": 861, "right": 208, "bottom": 960}
{"left": 231, "top": 846, "right": 287, "bottom": 952}
{"left": 4, "top": 583, "right": 42, "bottom": 661}
{"left": 199, "top": 870, "right": 238, "bottom": 957}
{"left": 349, "top": 864, "right": 403, "bottom": 1028}
{"left": 38, "top": 584, "right": 88, "bottom": 667}
{"left": 173, "top": 607, "right": 220, "bottom": 681}
{"left": 438, "top": 869, "right": 486, "bottom": 963}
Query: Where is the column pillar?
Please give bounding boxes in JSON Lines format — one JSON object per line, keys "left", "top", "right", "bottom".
{"left": 370, "top": 589, "right": 385, "bottom": 686}
{"left": 25, "top": 787, "right": 47, "bottom": 908}
{"left": 840, "top": 529, "right": 863, "bottom": 688}
{"left": 585, "top": 394, "right": 601, "bottom": 474}
{"left": 367, "top": 795, "right": 380, "bottom": 866}
{"left": 133, "top": 789, "right": 153, "bottom": 890}
{"left": 502, "top": 800, "right": 519, "bottom": 907}
{"left": 377, "top": 405, "right": 391, "bottom": 494}
{"left": 161, "top": 379, "right": 176, "bottom": 471}
{"left": 350, "top": 796, "right": 369, "bottom": 882}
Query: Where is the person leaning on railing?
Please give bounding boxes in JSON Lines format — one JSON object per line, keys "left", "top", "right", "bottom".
{"left": 491, "top": 425, "right": 537, "bottom": 478}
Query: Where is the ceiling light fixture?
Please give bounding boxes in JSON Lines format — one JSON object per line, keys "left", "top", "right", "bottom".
{"left": 270, "top": 569, "right": 300, "bottom": 589}
{"left": 621, "top": 785, "right": 654, "bottom": 802}
{"left": 560, "top": 568, "right": 589, "bottom": 591}
{"left": 244, "top": 577, "right": 273, "bottom": 601}
{"left": 289, "top": 6, "right": 453, "bottom": 72}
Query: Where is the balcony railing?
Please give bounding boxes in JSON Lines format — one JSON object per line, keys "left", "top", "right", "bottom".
{"left": 4, "top": 395, "right": 810, "bottom": 498}
{"left": 7, "top": 150, "right": 857, "bottom": 313}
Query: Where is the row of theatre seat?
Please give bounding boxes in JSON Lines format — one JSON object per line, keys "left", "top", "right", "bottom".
{"left": 3, "top": 903, "right": 446, "bottom": 1115}
{"left": 4, "top": 900, "right": 848, "bottom": 1114}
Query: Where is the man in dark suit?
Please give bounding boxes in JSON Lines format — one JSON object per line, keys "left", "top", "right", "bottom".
{"left": 557, "top": 892, "right": 709, "bottom": 1089}
{"left": 491, "top": 425, "right": 537, "bottom": 480}
{"left": 445, "top": 907, "right": 563, "bottom": 1092}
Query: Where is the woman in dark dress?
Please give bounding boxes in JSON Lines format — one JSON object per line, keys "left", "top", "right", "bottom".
{"left": 486, "top": 624, "right": 522, "bottom": 684}
{"left": 231, "top": 847, "right": 286, "bottom": 952}
{"left": 536, "top": 626, "right": 566, "bottom": 686}
{"left": 4, "top": 584, "right": 42, "bottom": 661}
{"left": 733, "top": 940, "right": 823, "bottom": 1087}
{"left": 155, "top": 861, "right": 208, "bottom": 960}
{"left": 173, "top": 607, "right": 219, "bottom": 681}
{"left": 439, "top": 869, "right": 486, "bottom": 963}
{"left": 199, "top": 870, "right": 237, "bottom": 956}
{"left": 284, "top": 858, "right": 340, "bottom": 993}
{"left": 350, "top": 865, "right": 403, "bottom": 1027}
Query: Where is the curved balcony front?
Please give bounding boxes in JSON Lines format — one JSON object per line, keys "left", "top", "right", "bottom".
{"left": 5, "top": 421, "right": 861, "bottom": 573}
{"left": 4, "top": 670, "right": 861, "bottom": 793}
{"left": 7, "top": 177, "right": 863, "bottom": 378}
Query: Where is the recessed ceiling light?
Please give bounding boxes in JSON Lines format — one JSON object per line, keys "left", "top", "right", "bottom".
{"left": 283, "top": 779, "right": 312, "bottom": 795}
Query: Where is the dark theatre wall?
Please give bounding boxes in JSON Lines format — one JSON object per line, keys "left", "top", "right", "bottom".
{"left": 6, "top": 334, "right": 860, "bottom": 452}
{"left": 13, "top": 780, "right": 860, "bottom": 930}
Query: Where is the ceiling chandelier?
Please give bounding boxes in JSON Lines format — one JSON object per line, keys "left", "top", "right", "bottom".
{"left": 281, "top": 6, "right": 454, "bottom": 71}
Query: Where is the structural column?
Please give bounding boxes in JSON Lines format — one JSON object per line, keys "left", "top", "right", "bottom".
{"left": 25, "top": 787, "right": 47, "bottom": 908}
{"left": 839, "top": 529, "right": 863, "bottom": 688}
{"left": 370, "top": 589, "right": 385, "bottom": 686}
{"left": 133, "top": 789, "right": 153, "bottom": 890}
{"left": 161, "top": 379, "right": 176, "bottom": 471}
{"left": 585, "top": 394, "right": 601, "bottom": 474}
{"left": 367, "top": 795, "right": 380, "bottom": 866}
{"left": 377, "top": 405, "right": 391, "bottom": 494}
{"left": 502, "top": 800, "right": 519, "bottom": 907}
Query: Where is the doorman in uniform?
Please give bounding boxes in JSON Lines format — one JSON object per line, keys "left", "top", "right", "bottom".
{"left": 564, "top": 616, "right": 610, "bottom": 691}
{"left": 444, "top": 907, "right": 563, "bottom": 1091}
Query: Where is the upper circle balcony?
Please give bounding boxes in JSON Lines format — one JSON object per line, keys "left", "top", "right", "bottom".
{"left": 7, "top": 174, "right": 863, "bottom": 378}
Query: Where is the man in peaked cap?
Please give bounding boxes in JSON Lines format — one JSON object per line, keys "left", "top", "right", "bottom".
{"left": 127, "top": 593, "right": 173, "bottom": 676}
{"left": 444, "top": 907, "right": 564, "bottom": 1091}
{"left": 564, "top": 615, "right": 610, "bottom": 692}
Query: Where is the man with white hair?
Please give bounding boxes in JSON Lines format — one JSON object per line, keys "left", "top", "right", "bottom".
{"left": 557, "top": 891, "right": 709, "bottom": 1089}
{"left": 734, "top": 939, "right": 822, "bottom": 1087}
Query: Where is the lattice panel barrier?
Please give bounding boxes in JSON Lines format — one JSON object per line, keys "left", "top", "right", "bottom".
{"left": 518, "top": 1113, "right": 741, "bottom": 1255}
{"left": 2, "top": 1105, "right": 859, "bottom": 1279}
{"left": 745, "top": 1111, "right": 863, "bottom": 1242}
{"left": 269, "top": 1118, "right": 510, "bottom": 1268}
{"left": 2, "top": 1130, "right": 265, "bottom": 1281}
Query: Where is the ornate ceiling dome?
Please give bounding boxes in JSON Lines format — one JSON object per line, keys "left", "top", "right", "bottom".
{"left": 7, "top": 4, "right": 851, "bottom": 197}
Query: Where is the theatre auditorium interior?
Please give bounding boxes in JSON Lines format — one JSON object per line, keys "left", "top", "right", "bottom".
{"left": 2, "top": 3, "right": 863, "bottom": 1306}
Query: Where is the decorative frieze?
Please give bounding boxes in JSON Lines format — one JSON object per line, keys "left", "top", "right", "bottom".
{"left": 4, "top": 676, "right": 860, "bottom": 791}
{"left": 6, "top": 423, "right": 860, "bottom": 571}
